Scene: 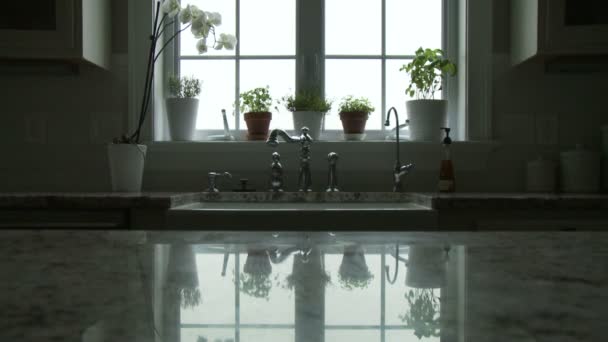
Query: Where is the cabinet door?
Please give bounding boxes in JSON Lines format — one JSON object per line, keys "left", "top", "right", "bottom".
{"left": 0, "top": 0, "right": 77, "bottom": 59}
{"left": 544, "top": 0, "right": 608, "bottom": 54}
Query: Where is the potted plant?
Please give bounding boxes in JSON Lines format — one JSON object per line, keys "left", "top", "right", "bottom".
{"left": 338, "top": 245, "right": 374, "bottom": 289}
{"left": 166, "top": 75, "right": 201, "bottom": 141}
{"left": 400, "top": 289, "right": 441, "bottom": 339}
{"left": 338, "top": 96, "right": 375, "bottom": 141}
{"left": 109, "top": 0, "right": 236, "bottom": 191}
{"left": 240, "top": 87, "right": 274, "bottom": 140}
{"left": 281, "top": 90, "right": 332, "bottom": 140}
{"left": 400, "top": 47, "right": 457, "bottom": 142}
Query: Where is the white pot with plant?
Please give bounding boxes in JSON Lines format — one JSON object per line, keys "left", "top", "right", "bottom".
{"left": 400, "top": 48, "right": 457, "bottom": 142}
{"left": 167, "top": 75, "right": 201, "bottom": 141}
{"left": 338, "top": 96, "right": 376, "bottom": 141}
{"left": 281, "top": 90, "right": 332, "bottom": 140}
{"left": 108, "top": 0, "right": 236, "bottom": 191}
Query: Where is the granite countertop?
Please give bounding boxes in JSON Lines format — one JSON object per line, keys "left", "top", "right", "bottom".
{"left": 0, "top": 192, "right": 201, "bottom": 209}
{"left": 0, "top": 192, "right": 606, "bottom": 211}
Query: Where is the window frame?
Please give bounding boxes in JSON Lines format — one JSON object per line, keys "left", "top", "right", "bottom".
{"left": 128, "top": 0, "right": 494, "bottom": 143}
{"left": 173, "top": 0, "right": 449, "bottom": 141}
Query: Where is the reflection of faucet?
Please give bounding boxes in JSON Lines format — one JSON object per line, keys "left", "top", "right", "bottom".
{"left": 385, "top": 107, "right": 415, "bottom": 192}
{"left": 267, "top": 127, "right": 313, "bottom": 192}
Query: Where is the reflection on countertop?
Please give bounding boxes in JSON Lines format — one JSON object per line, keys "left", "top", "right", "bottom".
{"left": 0, "top": 231, "right": 606, "bottom": 342}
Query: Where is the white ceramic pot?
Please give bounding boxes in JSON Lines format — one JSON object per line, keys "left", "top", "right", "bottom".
{"left": 560, "top": 144, "right": 600, "bottom": 193}
{"left": 166, "top": 98, "right": 199, "bottom": 141}
{"left": 405, "top": 100, "right": 448, "bottom": 142}
{"left": 405, "top": 246, "right": 446, "bottom": 289}
{"left": 292, "top": 111, "right": 324, "bottom": 140}
{"left": 107, "top": 144, "right": 147, "bottom": 192}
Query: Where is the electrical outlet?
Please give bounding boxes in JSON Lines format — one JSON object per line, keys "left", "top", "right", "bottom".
{"left": 535, "top": 115, "right": 559, "bottom": 145}
{"left": 24, "top": 114, "right": 48, "bottom": 144}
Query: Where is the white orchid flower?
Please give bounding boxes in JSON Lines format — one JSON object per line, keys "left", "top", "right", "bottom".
{"left": 205, "top": 12, "right": 222, "bottom": 26}
{"left": 178, "top": 5, "right": 194, "bottom": 24}
{"left": 161, "top": 0, "right": 180, "bottom": 18}
{"left": 216, "top": 33, "right": 237, "bottom": 50}
{"left": 190, "top": 5, "right": 205, "bottom": 22}
{"left": 196, "top": 38, "right": 208, "bottom": 54}
{"left": 191, "top": 20, "right": 210, "bottom": 38}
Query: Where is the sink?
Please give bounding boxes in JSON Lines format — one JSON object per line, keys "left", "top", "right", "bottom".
{"left": 167, "top": 192, "right": 437, "bottom": 230}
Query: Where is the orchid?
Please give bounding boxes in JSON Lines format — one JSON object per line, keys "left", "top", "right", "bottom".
{"left": 120, "top": 1, "right": 237, "bottom": 145}
{"left": 216, "top": 33, "right": 237, "bottom": 50}
{"left": 161, "top": 0, "right": 180, "bottom": 18}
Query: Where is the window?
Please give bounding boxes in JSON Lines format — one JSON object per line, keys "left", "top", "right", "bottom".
{"left": 181, "top": 248, "right": 441, "bottom": 342}
{"left": 175, "top": 0, "right": 445, "bottom": 138}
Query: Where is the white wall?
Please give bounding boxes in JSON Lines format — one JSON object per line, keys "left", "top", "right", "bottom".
{"left": 0, "top": 0, "right": 605, "bottom": 193}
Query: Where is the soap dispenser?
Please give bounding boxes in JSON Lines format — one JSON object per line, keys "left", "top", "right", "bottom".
{"left": 438, "top": 127, "right": 455, "bottom": 193}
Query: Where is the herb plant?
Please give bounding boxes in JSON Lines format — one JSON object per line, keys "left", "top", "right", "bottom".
{"left": 239, "top": 87, "right": 274, "bottom": 113}
{"left": 337, "top": 96, "right": 375, "bottom": 114}
{"left": 400, "top": 48, "right": 457, "bottom": 100}
{"left": 281, "top": 90, "right": 332, "bottom": 113}
{"left": 400, "top": 289, "right": 441, "bottom": 339}
{"left": 168, "top": 75, "right": 202, "bottom": 98}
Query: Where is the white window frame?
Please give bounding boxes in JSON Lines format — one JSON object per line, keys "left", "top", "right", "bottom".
{"left": 128, "top": 0, "right": 493, "bottom": 143}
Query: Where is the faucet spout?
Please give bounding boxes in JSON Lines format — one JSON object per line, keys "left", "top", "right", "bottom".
{"left": 267, "top": 129, "right": 299, "bottom": 146}
{"left": 386, "top": 107, "right": 414, "bottom": 192}
{"left": 385, "top": 107, "right": 401, "bottom": 166}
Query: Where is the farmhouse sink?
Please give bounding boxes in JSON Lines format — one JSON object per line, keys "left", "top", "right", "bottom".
{"left": 167, "top": 192, "right": 437, "bottom": 230}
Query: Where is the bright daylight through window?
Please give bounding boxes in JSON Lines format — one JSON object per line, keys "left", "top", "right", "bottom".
{"left": 176, "top": 0, "right": 443, "bottom": 135}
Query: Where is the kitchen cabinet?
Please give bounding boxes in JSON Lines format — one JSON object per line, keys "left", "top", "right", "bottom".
{"left": 0, "top": 0, "right": 111, "bottom": 69}
{"left": 511, "top": 0, "right": 608, "bottom": 65}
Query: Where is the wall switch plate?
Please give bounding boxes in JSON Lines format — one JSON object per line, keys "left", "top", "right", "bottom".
{"left": 24, "top": 114, "right": 48, "bottom": 144}
{"left": 535, "top": 115, "right": 559, "bottom": 145}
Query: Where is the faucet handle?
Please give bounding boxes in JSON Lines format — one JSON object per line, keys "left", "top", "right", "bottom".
{"left": 207, "top": 171, "right": 232, "bottom": 192}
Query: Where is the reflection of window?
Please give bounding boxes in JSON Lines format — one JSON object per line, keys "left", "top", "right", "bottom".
{"left": 181, "top": 250, "right": 440, "bottom": 342}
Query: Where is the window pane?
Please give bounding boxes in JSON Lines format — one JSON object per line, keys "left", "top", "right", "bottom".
{"left": 181, "top": 328, "right": 234, "bottom": 342}
{"left": 326, "top": 0, "right": 381, "bottom": 55}
{"left": 325, "top": 330, "right": 379, "bottom": 342}
{"left": 386, "top": 59, "right": 414, "bottom": 121}
{"left": 240, "top": 0, "right": 295, "bottom": 55}
{"left": 241, "top": 328, "right": 294, "bottom": 342}
{"left": 386, "top": 329, "right": 440, "bottom": 342}
{"left": 325, "top": 59, "right": 382, "bottom": 130}
{"left": 181, "top": 253, "right": 235, "bottom": 325}
{"left": 180, "top": 0, "right": 236, "bottom": 56}
{"left": 239, "top": 60, "right": 295, "bottom": 131}
{"left": 239, "top": 253, "right": 295, "bottom": 324}
{"left": 325, "top": 254, "right": 381, "bottom": 325}
{"left": 181, "top": 60, "right": 236, "bottom": 130}
{"left": 386, "top": 0, "right": 443, "bottom": 56}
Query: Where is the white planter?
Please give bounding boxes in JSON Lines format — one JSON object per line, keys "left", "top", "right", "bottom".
{"left": 166, "top": 98, "right": 199, "bottom": 141}
{"left": 405, "top": 246, "right": 446, "bottom": 289}
{"left": 107, "top": 144, "right": 147, "bottom": 192}
{"left": 292, "top": 111, "right": 324, "bottom": 140}
{"left": 405, "top": 100, "right": 448, "bottom": 142}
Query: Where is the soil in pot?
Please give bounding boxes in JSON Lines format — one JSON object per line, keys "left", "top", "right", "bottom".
{"left": 339, "top": 111, "right": 369, "bottom": 134}
{"left": 244, "top": 112, "right": 272, "bottom": 140}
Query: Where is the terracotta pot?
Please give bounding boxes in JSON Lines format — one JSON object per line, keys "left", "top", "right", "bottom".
{"left": 244, "top": 111, "right": 272, "bottom": 140}
{"left": 339, "top": 111, "right": 369, "bottom": 134}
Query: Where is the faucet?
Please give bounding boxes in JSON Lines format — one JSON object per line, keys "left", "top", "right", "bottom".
{"left": 385, "top": 107, "right": 415, "bottom": 192}
{"left": 326, "top": 152, "right": 339, "bottom": 192}
{"left": 206, "top": 172, "right": 232, "bottom": 192}
{"left": 267, "top": 127, "right": 313, "bottom": 191}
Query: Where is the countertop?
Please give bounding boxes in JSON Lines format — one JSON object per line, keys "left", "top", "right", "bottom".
{"left": 0, "top": 192, "right": 606, "bottom": 211}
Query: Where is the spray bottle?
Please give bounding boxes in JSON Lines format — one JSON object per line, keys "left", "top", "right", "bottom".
{"left": 438, "top": 127, "right": 455, "bottom": 193}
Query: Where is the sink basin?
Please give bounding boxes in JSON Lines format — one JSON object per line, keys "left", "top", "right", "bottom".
{"left": 177, "top": 201, "right": 426, "bottom": 211}
{"left": 167, "top": 192, "right": 437, "bottom": 230}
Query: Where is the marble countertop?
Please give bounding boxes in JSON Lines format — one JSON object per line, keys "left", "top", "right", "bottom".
{"left": 0, "top": 192, "right": 606, "bottom": 211}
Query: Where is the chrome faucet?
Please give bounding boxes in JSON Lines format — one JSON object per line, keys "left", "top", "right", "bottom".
{"left": 267, "top": 127, "right": 313, "bottom": 191}
{"left": 326, "top": 152, "right": 339, "bottom": 192}
{"left": 385, "top": 107, "right": 415, "bottom": 192}
{"left": 206, "top": 172, "right": 232, "bottom": 192}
